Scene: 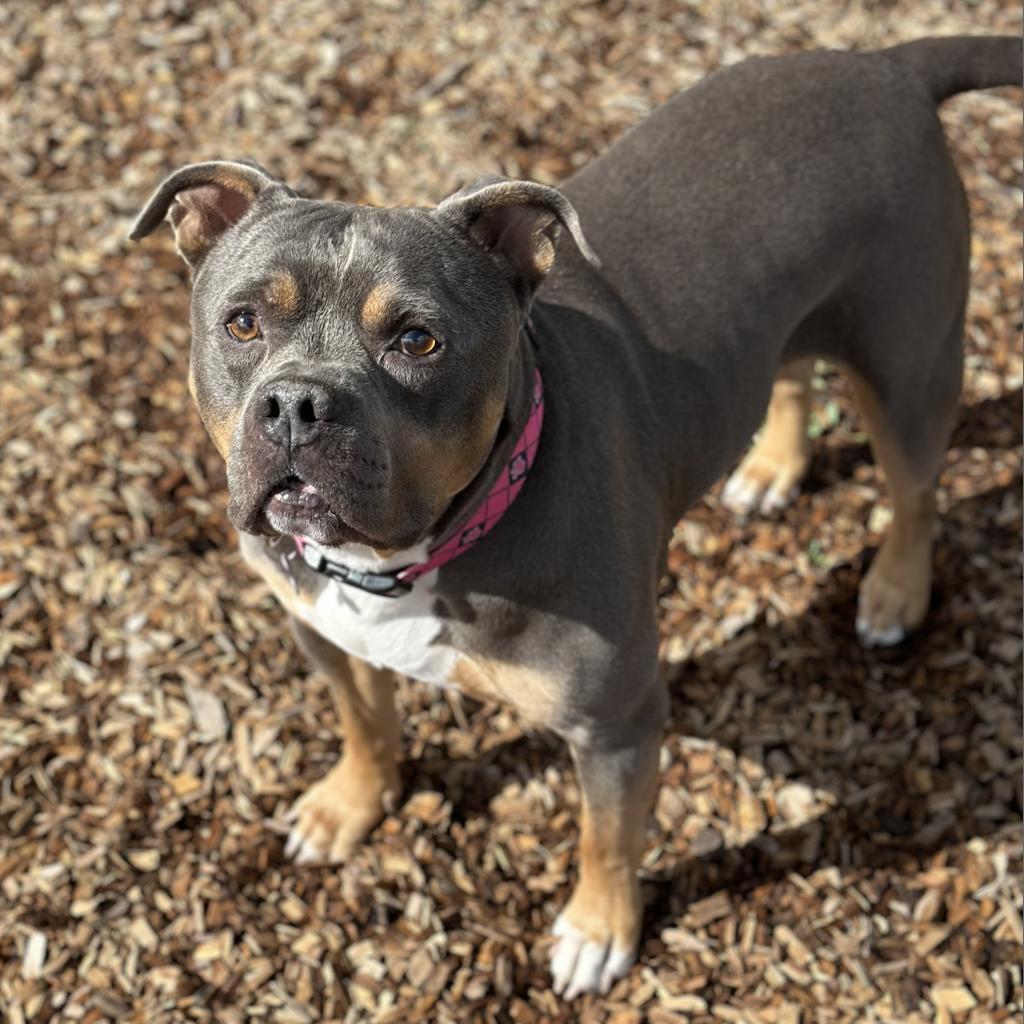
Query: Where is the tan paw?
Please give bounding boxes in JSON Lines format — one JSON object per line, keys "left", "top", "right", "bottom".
{"left": 856, "top": 557, "right": 930, "bottom": 647}
{"left": 284, "top": 759, "right": 398, "bottom": 865}
{"left": 721, "top": 449, "right": 808, "bottom": 517}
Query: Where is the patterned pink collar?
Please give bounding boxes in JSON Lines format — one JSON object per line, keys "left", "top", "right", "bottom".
{"left": 293, "top": 369, "right": 544, "bottom": 598}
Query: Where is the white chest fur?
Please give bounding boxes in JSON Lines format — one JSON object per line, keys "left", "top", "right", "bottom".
{"left": 239, "top": 534, "right": 457, "bottom": 685}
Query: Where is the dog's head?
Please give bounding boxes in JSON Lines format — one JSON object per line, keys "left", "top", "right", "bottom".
{"left": 131, "top": 160, "right": 595, "bottom": 550}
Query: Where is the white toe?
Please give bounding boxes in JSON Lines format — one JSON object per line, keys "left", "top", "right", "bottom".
{"left": 299, "top": 839, "right": 325, "bottom": 864}
{"left": 284, "top": 828, "right": 303, "bottom": 859}
{"left": 760, "top": 483, "right": 795, "bottom": 514}
{"left": 721, "top": 474, "right": 741, "bottom": 506}
{"left": 600, "top": 945, "right": 635, "bottom": 993}
{"left": 722, "top": 473, "right": 757, "bottom": 513}
{"left": 549, "top": 916, "right": 635, "bottom": 999}
{"left": 294, "top": 837, "right": 325, "bottom": 865}
{"left": 562, "top": 941, "right": 605, "bottom": 1001}
{"left": 857, "top": 617, "right": 905, "bottom": 648}
{"left": 550, "top": 922, "right": 583, "bottom": 996}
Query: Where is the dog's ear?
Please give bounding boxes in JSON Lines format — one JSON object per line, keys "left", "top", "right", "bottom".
{"left": 435, "top": 177, "right": 599, "bottom": 302}
{"left": 129, "top": 160, "right": 293, "bottom": 267}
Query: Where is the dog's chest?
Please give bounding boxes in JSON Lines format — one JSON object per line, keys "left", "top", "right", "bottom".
{"left": 239, "top": 535, "right": 457, "bottom": 685}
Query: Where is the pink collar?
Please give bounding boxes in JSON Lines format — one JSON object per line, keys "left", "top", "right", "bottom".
{"left": 293, "top": 369, "right": 544, "bottom": 598}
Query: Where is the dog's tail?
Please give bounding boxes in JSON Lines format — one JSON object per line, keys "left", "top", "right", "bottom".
{"left": 883, "top": 35, "right": 1022, "bottom": 103}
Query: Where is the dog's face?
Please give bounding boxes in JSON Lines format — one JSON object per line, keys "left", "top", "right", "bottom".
{"left": 131, "top": 161, "right": 594, "bottom": 549}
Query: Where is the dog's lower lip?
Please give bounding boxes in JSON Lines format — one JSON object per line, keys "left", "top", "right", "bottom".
{"left": 269, "top": 480, "right": 322, "bottom": 510}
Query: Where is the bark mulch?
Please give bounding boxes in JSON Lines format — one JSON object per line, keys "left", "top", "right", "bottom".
{"left": 1, "top": 1, "right": 1021, "bottom": 1022}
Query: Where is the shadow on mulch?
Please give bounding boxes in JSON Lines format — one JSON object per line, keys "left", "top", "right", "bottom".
{"left": 649, "top": 475, "right": 1020, "bottom": 919}
{"left": 804, "top": 386, "right": 1022, "bottom": 488}
{"left": 949, "top": 388, "right": 1023, "bottom": 449}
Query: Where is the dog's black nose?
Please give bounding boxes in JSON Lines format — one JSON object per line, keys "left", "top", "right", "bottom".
{"left": 259, "top": 378, "right": 332, "bottom": 450}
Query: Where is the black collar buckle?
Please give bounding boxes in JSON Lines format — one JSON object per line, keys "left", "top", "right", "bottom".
{"left": 298, "top": 542, "right": 413, "bottom": 598}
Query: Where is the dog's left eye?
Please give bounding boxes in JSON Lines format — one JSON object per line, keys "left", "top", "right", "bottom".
{"left": 226, "top": 311, "right": 261, "bottom": 341}
{"left": 398, "top": 329, "right": 438, "bottom": 357}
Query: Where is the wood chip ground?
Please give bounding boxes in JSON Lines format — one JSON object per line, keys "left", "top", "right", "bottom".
{"left": 1, "top": 1, "right": 1021, "bottom": 1022}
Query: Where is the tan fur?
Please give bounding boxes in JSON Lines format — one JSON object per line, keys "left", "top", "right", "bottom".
{"left": 360, "top": 283, "right": 395, "bottom": 329}
{"left": 850, "top": 374, "right": 937, "bottom": 635}
{"left": 398, "top": 389, "right": 505, "bottom": 522}
{"left": 441, "top": 391, "right": 506, "bottom": 492}
{"left": 205, "top": 407, "right": 240, "bottom": 460}
{"left": 265, "top": 270, "right": 301, "bottom": 314}
{"left": 211, "top": 169, "right": 259, "bottom": 199}
{"left": 290, "top": 752, "right": 398, "bottom": 860}
{"left": 729, "top": 358, "right": 813, "bottom": 500}
{"left": 450, "top": 655, "right": 564, "bottom": 726}
{"left": 534, "top": 235, "right": 556, "bottom": 275}
{"left": 169, "top": 203, "right": 211, "bottom": 267}
{"left": 452, "top": 653, "right": 658, "bottom": 955}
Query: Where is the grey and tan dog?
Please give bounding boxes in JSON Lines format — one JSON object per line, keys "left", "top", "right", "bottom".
{"left": 131, "top": 36, "right": 1021, "bottom": 998}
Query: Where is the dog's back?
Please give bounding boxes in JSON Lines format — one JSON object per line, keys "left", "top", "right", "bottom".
{"left": 540, "top": 35, "right": 1021, "bottom": 504}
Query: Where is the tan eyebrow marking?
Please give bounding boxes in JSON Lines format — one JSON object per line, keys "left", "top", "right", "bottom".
{"left": 360, "top": 283, "right": 396, "bottom": 329}
{"left": 265, "top": 270, "right": 301, "bottom": 313}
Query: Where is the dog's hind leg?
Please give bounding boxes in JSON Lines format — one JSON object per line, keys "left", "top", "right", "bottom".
{"left": 850, "top": 324, "right": 962, "bottom": 646}
{"left": 721, "top": 357, "right": 814, "bottom": 516}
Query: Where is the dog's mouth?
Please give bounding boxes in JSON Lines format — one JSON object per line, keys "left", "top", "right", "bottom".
{"left": 268, "top": 476, "right": 323, "bottom": 514}
{"left": 261, "top": 474, "right": 330, "bottom": 536}
{"left": 257, "top": 473, "right": 384, "bottom": 547}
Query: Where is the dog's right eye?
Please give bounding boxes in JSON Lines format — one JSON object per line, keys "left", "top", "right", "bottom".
{"left": 226, "top": 311, "right": 261, "bottom": 341}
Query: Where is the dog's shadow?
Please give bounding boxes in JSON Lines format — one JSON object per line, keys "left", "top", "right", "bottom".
{"left": 645, "top": 394, "right": 1021, "bottom": 927}
{"left": 649, "top": 473, "right": 1020, "bottom": 915}
{"left": 413, "top": 389, "right": 1021, "bottom": 940}
{"left": 805, "top": 386, "right": 1022, "bottom": 489}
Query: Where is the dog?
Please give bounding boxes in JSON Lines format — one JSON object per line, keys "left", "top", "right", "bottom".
{"left": 130, "top": 35, "right": 1021, "bottom": 998}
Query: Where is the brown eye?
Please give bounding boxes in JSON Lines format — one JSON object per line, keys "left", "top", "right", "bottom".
{"left": 227, "top": 311, "right": 261, "bottom": 341}
{"left": 399, "top": 329, "right": 438, "bottom": 357}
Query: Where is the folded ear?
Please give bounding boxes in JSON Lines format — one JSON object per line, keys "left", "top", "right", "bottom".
{"left": 129, "top": 160, "right": 293, "bottom": 267}
{"left": 435, "top": 177, "right": 599, "bottom": 303}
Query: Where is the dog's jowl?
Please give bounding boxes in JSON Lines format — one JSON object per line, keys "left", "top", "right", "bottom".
{"left": 131, "top": 37, "right": 1021, "bottom": 998}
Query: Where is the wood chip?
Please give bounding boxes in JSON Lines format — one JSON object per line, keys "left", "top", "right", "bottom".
{"left": 184, "top": 682, "right": 228, "bottom": 741}
{"left": 931, "top": 983, "right": 978, "bottom": 1013}
{"left": 686, "top": 892, "right": 734, "bottom": 928}
{"left": 21, "top": 931, "right": 46, "bottom": 980}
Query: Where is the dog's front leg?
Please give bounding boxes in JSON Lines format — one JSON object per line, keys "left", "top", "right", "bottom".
{"left": 550, "top": 683, "right": 666, "bottom": 999}
{"left": 284, "top": 617, "right": 401, "bottom": 864}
